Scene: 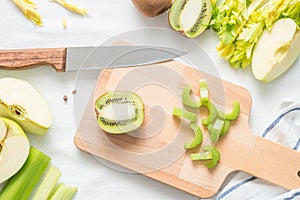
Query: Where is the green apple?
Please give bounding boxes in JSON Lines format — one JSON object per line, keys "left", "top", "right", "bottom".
{"left": 0, "top": 117, "right": 30, "bottom": 184}
{"left": 252, "top": 18, "right": 300, "bottom": 82}
{"left": 0, "top": 78, "right": 52, "bottom": 135}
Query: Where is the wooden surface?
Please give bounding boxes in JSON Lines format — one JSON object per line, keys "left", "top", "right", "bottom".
{"left": 0, "top": 48, "right": 66, "bottom": 72}
{"left": 74, "top": 60, "right": 300, "bottom": 198}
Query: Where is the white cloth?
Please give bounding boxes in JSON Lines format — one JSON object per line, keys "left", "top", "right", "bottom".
{"left": 209, "top": 99, "right": 300, "bottom": 200}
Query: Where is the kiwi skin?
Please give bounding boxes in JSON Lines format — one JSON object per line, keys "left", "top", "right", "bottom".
{"left": 168, "top": 0, "right": 212, "bottom": 38}
{"left": 95, "top": 90, "right": 145, "bottom": 134}
{"left": 168, "top": 0, "right": 187, "bottom": 31}
{"left": 132, "top": 0, "right": 172, "bottom": 17}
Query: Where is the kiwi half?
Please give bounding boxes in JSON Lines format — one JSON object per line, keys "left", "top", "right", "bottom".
{"left": 95, "top": 90, "right": 144, "bottom": 134}
{"left": 168, "top": 0, "right": 212, "bottom": 38}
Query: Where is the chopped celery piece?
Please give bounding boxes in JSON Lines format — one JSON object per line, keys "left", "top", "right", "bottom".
{"left": 220, "top": 120, "right": 231, "bottom": 136}
{"left": 201, "top": 101, "right": 218, "bottom": 126}
{"left": 190, "top": 151, "right": 213, "bottom": 161}
{"left": 199, "top": 79, "right": 209, "bottom": 102}
{"left": 203, "top": 146, "right": 220, "bottom": 169}
{"left": 173, "top": 107, "right": 197, "bottom": 123}
{"left": 184, "top": 123, "right": 203, "bottom": 149}
{"left": 209, "top": 119, "right": 225, "bottom": 142}
{"left": 0, "top": 146, "right": 51, "bottom": 200}
{"left": 49, "top": 183, "right": 78, "bottom": 200}
{"left": 218, "top": 100, "right": 240, "bottom": 120}
{"left": 32, "top": 165, "right": 62, "bottom": 200}
{"left": 181, "top": 85, "right": 201, "bottom": 108}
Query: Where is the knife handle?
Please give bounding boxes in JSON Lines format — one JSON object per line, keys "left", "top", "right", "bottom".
{"left": 0, "top": 48, "right": 67, "bottom": 72}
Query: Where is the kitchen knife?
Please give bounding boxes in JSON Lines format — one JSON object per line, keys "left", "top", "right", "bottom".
{"left": 0, "top": 46, "right": 186, "bottom": 72}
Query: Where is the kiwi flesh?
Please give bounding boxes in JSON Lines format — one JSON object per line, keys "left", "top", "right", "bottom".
{"left": 95, "top": 90, "right": 144, "bottom": 134}
{"left": 168, "top": 0, "right": 212, "bottom": 38}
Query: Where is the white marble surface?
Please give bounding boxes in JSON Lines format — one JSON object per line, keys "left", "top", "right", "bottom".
{"left": 1, "top": 1, "right": 300, "bottom": 199}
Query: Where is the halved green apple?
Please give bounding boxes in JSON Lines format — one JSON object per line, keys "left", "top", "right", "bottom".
{"left": 0, "top": 78, "right": 52, "bottom": 135}
{"left": 0, "top": 117, "right": 30, "bottom": 184}
{"left": 252, "top": 18, "right": 300, "bottom": 82}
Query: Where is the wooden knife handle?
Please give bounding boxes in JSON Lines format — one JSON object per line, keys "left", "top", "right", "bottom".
{"left": 0, "top": 48, "right": 67, "bottom": 72}
{"left": 238, "top": 134, "right": 300, "bottom": 190}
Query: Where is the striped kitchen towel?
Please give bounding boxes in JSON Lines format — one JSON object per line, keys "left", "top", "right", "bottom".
{"left": 210, "top": 99, "right": 300, "bottom": 200}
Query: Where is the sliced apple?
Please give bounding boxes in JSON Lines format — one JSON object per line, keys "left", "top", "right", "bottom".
{"left": 252, "top": 18, "right": 300, "bottom": 82}
{"left": 0, "top": 117, "right": 30, "bottom": 184}
{"left": 0, "top": 77, "right": 52, "bottom": 135}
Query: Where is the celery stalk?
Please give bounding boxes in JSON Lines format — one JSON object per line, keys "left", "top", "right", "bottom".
{"left": 184, "top": 123, "right": 203, "bottom": 149}
{"left": 209, "top": 119, "right": 225, "bottom": 142}
{"left": 220, "top": 120, "right": 231, "bottom": 136}
{"left": 203, "top": 146, "right": 221, "bottom": 169}
{"left": 32, "top": 165, "right": 62, "bottom": 200}
{"left": 49, "top": 183, "right": 78, "bottom": 200}
{"left": 190, "top": 151, "right": 213, "bottom": 161}
{"left": 181, "top": 85, "right": 201, "bottom": 108}
{"left": 199, "top": 79, "right": 209, "bottom": 102}
{"left": 218, "top": 100, "right": 240, "bottom": 120}
{"left": 173, "top": 107, "right": 198, "bottom": 123}
{"left": 0, "top": 146, "right": 51, "bottom": 200}
{"left": 201, "top": 101, "right": 218, "bottom": 126}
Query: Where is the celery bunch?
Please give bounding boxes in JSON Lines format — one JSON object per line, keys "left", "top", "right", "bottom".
{"left": 211, "top": 0, "right": 298, "bottom": 69}
{"left": 0, "top": 146, "right": 50, "bottom": 200}
{"left": 0, "top": 147, "right": 77, "bottom": 200}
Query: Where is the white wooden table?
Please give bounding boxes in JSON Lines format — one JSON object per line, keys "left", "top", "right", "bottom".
{"left": 1, "top": 1, "right": 300, "bottom": 199}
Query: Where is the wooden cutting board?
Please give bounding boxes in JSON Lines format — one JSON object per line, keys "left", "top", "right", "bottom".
{"left": 74, "top": 60, "right": 300, "bottom": 198}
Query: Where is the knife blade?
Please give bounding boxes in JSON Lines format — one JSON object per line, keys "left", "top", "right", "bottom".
{"left": 0, "top": 46, "right": 186, "bottom": 72}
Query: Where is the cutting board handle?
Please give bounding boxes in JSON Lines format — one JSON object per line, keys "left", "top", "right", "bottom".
{"left": 0, "top": 48, "right": 67, "bottom": 72}
{"left": 238, "top": 134, "right": 300, "bottom": 189}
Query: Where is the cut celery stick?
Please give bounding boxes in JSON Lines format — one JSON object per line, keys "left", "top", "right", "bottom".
{"left": 209, "top": 119, "right": 225, "bottom": 142}
{"left": 203, "top": 146, "right": 220, "bottom": 169}
{"left": 220, "top": 120, "right": 231, "bottom": 136}
{"left": 199, "top": 79, "right": 209, "bottom": 102}
{"left": 201, "top": 101, "right": 218, "bottom": 126}
{"left": 181, "top": 85, "right": 201, "bottom": 108}
{"left": 32, "top": 165, "right": 62, "bottom": 200}
{"left": 218, "top": 100, "right": 240, "bottom": 120}
{"left": 49, "top": 183, "right": 78, "bottom": 200}
{"left": 190, "top": 151, "right": 213, "bottom": 161}
{"left": 173, "top": 107, "right": 197, "bottom": 123}
{"left": 184, "top": 123, "right": 203, "bottom": 149}
{"left": 0, "top": 146, "right": 51, "bottom": 200}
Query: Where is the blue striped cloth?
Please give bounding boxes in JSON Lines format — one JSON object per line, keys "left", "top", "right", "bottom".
{"left": 207, "top": 100, "right": 300, "bottom": 200}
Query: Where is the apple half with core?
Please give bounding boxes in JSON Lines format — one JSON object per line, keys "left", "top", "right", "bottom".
{"left": 252, "top": 18, "right": 300, "bottom": 82}
{"left": 0, "top": 117, "right": 30, "bottom": 184}
{"left": 0, "top": 78, "right": 52, "bottom": 135}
